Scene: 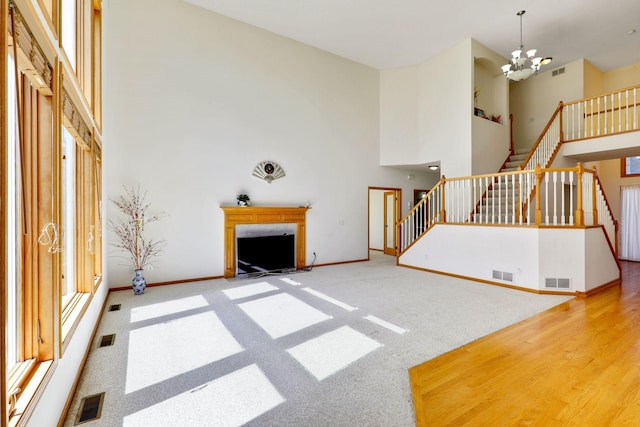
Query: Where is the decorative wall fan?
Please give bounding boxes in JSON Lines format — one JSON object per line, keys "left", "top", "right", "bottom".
{"left": 253, "top": 161, "right": 285, "bottom": 183}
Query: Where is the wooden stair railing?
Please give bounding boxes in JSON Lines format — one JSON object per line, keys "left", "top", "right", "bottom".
{"left": 398, "top": 87, "right": 637, "bottom": 257}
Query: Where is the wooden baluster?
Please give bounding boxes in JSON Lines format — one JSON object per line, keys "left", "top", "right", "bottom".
{"left": 561, "top": 171, "right": 566, "bottom": 225}
{"left": 592, "top": 167, "right": 599, "bottom": 225}
{"left": 440, "top": 176, "right": 446, "bottom": 223}
{"left": 535, "top": 164, "right": 543, "bottom": 226}
{"left": 559, "top": 101, "right": 564, "bottom": 144}
{"left": 575, "top": 163, "right": 584, "bottom": 227}
{"left": 517, "top": 168, "right": 522, "bottom": 224}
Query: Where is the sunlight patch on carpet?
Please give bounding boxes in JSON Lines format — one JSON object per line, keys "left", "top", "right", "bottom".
{"left": 126, "top": 311, "right": 243, "bottom": 393}
{"left": 238, "top": 293, "right": 332, "bottom": 339}
{"left": 130, "top": 295, "right": 209, "bottom": 323}
{"left": 364, "top": 315, "right": 408, "bottom": 334}
{"left": 287, "top": 326, "right": 382, "bottom": 380}
{"left": 302, "top": 287, "right": 358, "bottom": 311}
{"left": 279, "top": 277, "right": 301, "bottom": 286}
{"left": 123, "top": 364, "right": 284, "bottom": 427}
{"left": 223, "top": 282, "right": 279, "bottom": 300}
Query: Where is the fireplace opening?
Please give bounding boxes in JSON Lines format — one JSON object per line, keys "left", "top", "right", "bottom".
{"left": 237, "top": 233, "right": 296, "bottom": 277}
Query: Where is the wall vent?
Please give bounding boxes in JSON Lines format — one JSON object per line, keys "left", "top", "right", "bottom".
{"left": 545, "top": 278, "right": 572, "bottom": 289}
{"left": 492, "top": 270, "right": 514, "bottom": 282}
{"left": 75, "top": 392, "right": 105, "bottom": 424}
{"left": 552, "top": 67, "right": 566, "bottom": 77}
{"left": 108, "top": 304, "right": 121, "bottom": 312}
{"left": 99, "top": 334, "right": 116, "bottom": 348}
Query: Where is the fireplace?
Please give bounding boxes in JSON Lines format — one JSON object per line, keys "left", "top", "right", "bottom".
{"left": 221, "top": 206, "right": 310, "bottom": 278}
{"left": 236, "top": 223, "right": 296, "bottom": 276}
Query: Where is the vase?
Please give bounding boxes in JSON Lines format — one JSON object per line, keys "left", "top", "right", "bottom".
{"left": 132, "top": 269, "right": 146, "bottom": 295}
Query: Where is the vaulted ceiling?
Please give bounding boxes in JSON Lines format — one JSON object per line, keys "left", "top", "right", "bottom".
{"left": 184, "top": 0, "right": 640, "bottom": 71}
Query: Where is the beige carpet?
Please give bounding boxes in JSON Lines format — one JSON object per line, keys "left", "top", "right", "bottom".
{"left": 63, "top": 252, "right": 572, "bottom": 426}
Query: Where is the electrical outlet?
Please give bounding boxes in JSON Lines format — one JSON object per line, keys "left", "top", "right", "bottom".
{"left": 146, "top": 265, "right": 154, "bottom": 271}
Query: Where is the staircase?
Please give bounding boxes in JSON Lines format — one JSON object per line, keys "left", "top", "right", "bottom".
{"left": 398, "top": 86, "right": 638, "bottom": 254}
{"left": 500, "top": 148, "right": 529, "bottom": 172}
{"left": 473, "top": 148, "right": 531, "bottom": 224}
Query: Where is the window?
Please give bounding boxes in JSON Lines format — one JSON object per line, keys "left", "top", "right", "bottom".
{"left": 62, "top": 127, "right": 77, "bottom": 308}
{"left": 3, "top": 0, "right": 103, "bottom": 422}
{"left": 6, "top": 54, "right": 20, "bottom": 373}
{"left": 622, "top": 156, "right": 640, "bottom": 177}
{"left": 62, "top": 0, "right": 77, "bottom": 70}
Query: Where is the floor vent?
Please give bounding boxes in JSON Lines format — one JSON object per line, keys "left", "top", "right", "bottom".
{"left": 99, "top": 334, "right": 116, "bottom": 348}
{"left": 75, "top": 392, "right": 105, "bottom": 424}
{"left": 492, "top": 270, "right": 514, "bottom": 282}
{"left": 545, "top": 278, "right": 572, "bottom": 289}
{"left": 108, "top": 304, "right": 121, "bottom": 312}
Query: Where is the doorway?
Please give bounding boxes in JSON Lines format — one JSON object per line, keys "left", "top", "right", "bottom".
{"left": 368, "top": 187, "right": 401, "bottom": 256}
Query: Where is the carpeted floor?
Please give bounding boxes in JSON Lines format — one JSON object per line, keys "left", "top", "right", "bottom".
{"left": 63, "top": 252, "right": 572, "bottom": 426}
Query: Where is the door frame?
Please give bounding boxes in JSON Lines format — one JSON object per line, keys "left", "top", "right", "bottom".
{"left": 368, "top": 186, "right": 402, "bottom": 256}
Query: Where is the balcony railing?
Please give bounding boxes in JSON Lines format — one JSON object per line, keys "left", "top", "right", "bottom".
{"left": 563, "top": 86, "right": 640, "bottom": 141}
{"left": 519, "top": 85, "right": 640, "bottom": 172}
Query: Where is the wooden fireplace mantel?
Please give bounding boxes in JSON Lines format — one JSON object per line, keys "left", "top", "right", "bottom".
{"left": 221, "top": 205, "right": 310, "bottom": 278}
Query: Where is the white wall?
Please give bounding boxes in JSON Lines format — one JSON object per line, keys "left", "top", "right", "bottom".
{"left": 103, "top": 0, "right": 423, "bottom": 286}
{"left": 471, "top": 40, "right": 510, "bottom": 175}
{"left": 418, "top": 40, "right": 473, "bottom": 178}
{"left": 399, "top": 224, "right": 619, "bottom": 293}
{"left": 379, "top": 67, "right": 420, "bottom": 166}
{"left": 380, "top": 40, "right": 473, "bottom": 178}
{"left": 510, "top": 59, "right": 585, "bottom": 151}
{"left": 380, "top": 39, "right": 511, "bottom": 179}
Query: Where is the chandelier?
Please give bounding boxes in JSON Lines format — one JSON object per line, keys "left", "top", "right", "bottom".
{"left": 501, "top": 10, "right": 551, "bottom": 81}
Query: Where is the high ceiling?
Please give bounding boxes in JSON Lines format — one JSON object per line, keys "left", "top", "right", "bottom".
{"left": 183, "top": 0, "right": 640, "bottom": 72}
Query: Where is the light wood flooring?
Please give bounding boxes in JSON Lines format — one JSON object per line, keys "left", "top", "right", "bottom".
{"left": 409, "top": 261, "right": 640, "bottom": 426}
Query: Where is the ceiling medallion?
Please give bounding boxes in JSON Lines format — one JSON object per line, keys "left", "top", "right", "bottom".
{"left": 253, "top": 161, "right": 285, "bottom": 183}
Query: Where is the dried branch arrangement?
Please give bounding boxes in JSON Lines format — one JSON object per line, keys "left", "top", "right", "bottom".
{"left": 107, "top": 185, "right": 166, "bottom": 270}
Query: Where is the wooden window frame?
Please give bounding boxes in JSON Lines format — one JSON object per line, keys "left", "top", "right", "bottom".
{"left": 621, "top": 156, "right": 640, "bottom": 178}
{"left": 3, "top": 0, "right": 103, "bottom": 424}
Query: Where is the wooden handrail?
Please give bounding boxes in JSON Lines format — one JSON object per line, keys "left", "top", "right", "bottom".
{"left": 563, "top": 84, "right": 640, "bottom": 108}
{"left": 519, "top": 101, "right": 564, "bottom": 169}
{"left": 400, "top": 177, "right": 444, "bottom": 221}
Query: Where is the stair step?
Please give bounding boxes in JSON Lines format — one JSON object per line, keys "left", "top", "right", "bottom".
{"left": 515, "top": 147, "right": 531, "bottom": 155}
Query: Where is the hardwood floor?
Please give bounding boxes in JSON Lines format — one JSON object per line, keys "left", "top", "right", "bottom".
{"left": 409, "top": 261, "right": 640, "bottom": 426}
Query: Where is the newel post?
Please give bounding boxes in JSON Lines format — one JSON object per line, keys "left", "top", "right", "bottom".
{"left": 575, "top": 162, "right": 584, "bottom": 227}
{"left": 440, "top": 176, "right": 447, "bottom": 223}
{"left": 535, "top": 164, "right": 543, "bottom": 225}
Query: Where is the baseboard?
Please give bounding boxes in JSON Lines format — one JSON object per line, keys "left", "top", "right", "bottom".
{"left": 109, "top": 275, "right": 223, "bottom": 292}
{"left": 398, "top": 263, "right": 576, "bottom": 296}
{"left": 57, "top": 294, "right": 110, "bottom": 427}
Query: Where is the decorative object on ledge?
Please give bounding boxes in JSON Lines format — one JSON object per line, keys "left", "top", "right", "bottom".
{"left": 107, "top": 185, "right": 167, "bottom": 295}
{"left": 253, "top": 160, "right": 285, "bottom": 183}
{"left": 501, "top": 10, "right": 552, "bottom": 81}
{"left": 237, "top": 193, "right": 250, "bottom": 206}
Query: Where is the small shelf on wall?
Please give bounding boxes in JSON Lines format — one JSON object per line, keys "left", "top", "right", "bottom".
{"left": 474, "top": 108, "right": 503, "bottom": 124}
